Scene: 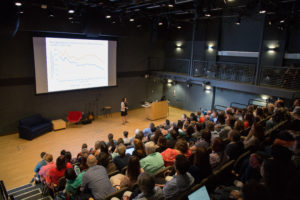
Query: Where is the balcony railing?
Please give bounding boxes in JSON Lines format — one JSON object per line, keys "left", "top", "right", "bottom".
{"left": 260, "top": 66, "right": 300, "bottom": 90}
{"left": 148, "top": 57, "right": 300, "bottom": 91}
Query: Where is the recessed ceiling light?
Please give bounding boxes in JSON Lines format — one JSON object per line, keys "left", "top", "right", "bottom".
{"left": 168, "top": 4, "right": 174, "bottom": 8}
{"left": 106, "top": 15, "right": 111, "bottom": 19}
{"left": 137, "top": 24, "right": 142, "bottom": 28}
{"left": 68, "top": 17, "right": 73, "bottom": 20}
{"left": 129, "top": 18, "right": 134, "bottom": 22}
{"left": 158, "top": 22, "right": 163, "bottom": 26}
{"left": 280, "top": 19, "right": 285, "bottom": 23}
{"left": 259, "top": 10, "right": 266, "bottom": 14}
{"left": 68, "top": 9, "right": 75, "bottom": 14}
{"left": 15, "top": 2, "right": 22, "bottom": 7}
{"left": 19, "top": 11, "right": 24, "bottom": 14}
{"left": 205, "top": 13, "right": 211, "bottom": 17}
{"left": 112, "top": 21, "right": 116, "bottom": 24}
{"left": 177, "top": 26, "right": 182, "bottom": 29}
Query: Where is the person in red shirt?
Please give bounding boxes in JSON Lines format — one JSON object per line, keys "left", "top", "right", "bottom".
{"left": 46, "top": 155, "right": 72, "bottom": 188}
{"left": 161, "top": 139, "right": 192, "bottom": 166}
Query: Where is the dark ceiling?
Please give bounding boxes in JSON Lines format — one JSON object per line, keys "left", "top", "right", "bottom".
{"left": 8, "top": 0, "right": 300, "bottom": 32}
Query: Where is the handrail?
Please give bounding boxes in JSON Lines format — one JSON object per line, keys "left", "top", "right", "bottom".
{"left": 0, "top": 180, "right": 8, "bottom": 200}
{"left": 230, "top": 102, "right": 248, "bottom": 109}
{"left": 248, "top": 98, "right": 267, "bottom": 107}
{"left": 214, "top": 105, "right": 227, "bottom": 111}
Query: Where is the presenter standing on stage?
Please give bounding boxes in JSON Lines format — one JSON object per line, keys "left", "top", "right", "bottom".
{"left": 121, "top": 97, "right": 128, "bottom": 125}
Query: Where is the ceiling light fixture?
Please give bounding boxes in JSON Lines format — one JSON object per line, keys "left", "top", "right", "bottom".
{"left": 280, "top": 19, "right": 285, "bottom": 23}
{"left": 15, "top": 1, "right": 22, "bottom": 7}
{"left": 168, "top": 4, "right": 174, "bottom": 8}
{"left": 235, "top": 17, "right": 241, "bottom": 25}
{"left": 106, "top": 15, "right": 111, "bottom": 19}
{"left": 205, "top": 13, "right": 211, "bottom": 17}
{"left": 177, "top": 26, "right": 182, "bottom": 29}
{"left": 259, "top": 10, "right": 266, "bottom": 14}
{"left": 158, "top": 22, "right": 163, "bottom": 26}
{"left": 68, "top": 9, "right": 75, "bottom": 14}
{"left": 129, "top": 18, "right": 135, "bottom": 22}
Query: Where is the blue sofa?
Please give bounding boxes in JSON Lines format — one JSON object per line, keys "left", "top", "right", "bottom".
{"left": 18, "top": 114, "right": 53, "bottom": 140}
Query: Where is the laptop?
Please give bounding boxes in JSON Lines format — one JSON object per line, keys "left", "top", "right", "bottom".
{"left": 188, "top": 186, "right": 210, "bottom": 200}
{"left": 125, "top": 147, "right": 134, "bottom": 155}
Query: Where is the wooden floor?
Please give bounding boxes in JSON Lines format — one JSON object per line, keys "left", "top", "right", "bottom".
{"left": 0, "top": 106, "right": 191, "bottom": 190}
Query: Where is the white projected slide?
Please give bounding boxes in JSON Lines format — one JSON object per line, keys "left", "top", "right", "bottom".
{"left": 46, "top": 38, "right": 108, "bottom": 92}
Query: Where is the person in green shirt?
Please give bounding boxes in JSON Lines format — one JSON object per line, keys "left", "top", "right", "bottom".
{"left": 65, "top": 168, "right": 85, "bottom": 199}
{"left": 140, "top": 141, "right": 164, "bottom": 174}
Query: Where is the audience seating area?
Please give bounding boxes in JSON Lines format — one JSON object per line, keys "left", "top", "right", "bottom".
{"left": 6, "top": 98, "right": 300, "bottom": 200}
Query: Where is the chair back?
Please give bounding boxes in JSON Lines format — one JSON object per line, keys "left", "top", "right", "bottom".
{"left": 67, "top": 111, "right": 82, "bottom": 122}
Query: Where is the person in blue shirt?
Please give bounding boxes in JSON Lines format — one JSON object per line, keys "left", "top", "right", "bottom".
{"left": 34, "top": 152, "right": 47, "bottom": 182}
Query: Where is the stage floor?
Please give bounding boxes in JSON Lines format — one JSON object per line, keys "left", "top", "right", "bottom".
{"left": 0, "top": 106, "right": 191, "bottom": 190}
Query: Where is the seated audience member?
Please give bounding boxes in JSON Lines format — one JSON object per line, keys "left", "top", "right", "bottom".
{"left": 219, "top": 115, "right": 235, "bottom": 139}
{"left": 65, "top": 168, "right": 85, "bottom": 199}
{"left": 47, "top": 155, "right": 72, "bottom": 187}
{"left": 209, "top": 137, "right": 229, "bottom": 170}
{"left": 151, "top": 130, "right": 163, "bottom": 144}
{"left": 81, "top": 155, "right": 115, "bottom": 200}
{"left": 266, "top": 108, "right": 286, "bottom": 131}
{"left": 243, "top": 123, "right": 264, "bottom": 150}
{"left": 234, "top": 120, "right": 244, "bottom": 132}
{"left": 185, "top": 125, "right": 196, "bottom": 143}
{"left": 161, "top": 139, "right": 192, "bottom": 166}
{"left": 235, "top": 109, "right": 243, "bottom": 121}
{"left": 244, "top": 112, "right": 254, "bottom": 129}
{"left": 164, "top": 119, "right": 171, "bottom": 130}
{"left": 65, "top": 151, "right": 73, "bottom": 164}
{"left": 78, "top": 156, "right": 89, "bottom": 173}
{"left": 215, "top": 111, "right": 226, "bottom": 129}
{"left": 261, "top": 157, "right": 299, "bottom": 200}
{"left": 225, "top": 130, "right": 244, "bottom": 160}
{"left": 188, "top": 146, "right": 212, "bottom": 184}
{"left": 39, "top": 154, "right": 54, "bottom": 181}
{"left": 92, "top": 141, "right": 101, "bottom": 156}
{"left": 97, "top": 152, "right": 117, "bottom": 174}
{"left": 156, "top": 136, "right": 167, "bottom": 153}
{"left": 210, "top": 110, "right": 218, "bottom": 123}
{"left": 120, "top": 156, "right": 144, "bottom": 189}
{"left": 288, "top": 106, "right": 300, "bottom": 131}
{"left": 255, "top": 107, "right": 264, "bottom": 121}
{"left": 163, "top": 155, "right": 194, "bottom": 200}
{"left": 140, "top": 142, "right": 164, "bottom": 174}
{"left": 166, "top": 129, "right": 178, "bottom": 149}
{"left": 132, "top": 139, "right": 146, "bottom": 159}
{"left": 135, "top": 131, "right": 145, "bottom": 142}
{"left": 195, "top": 129, "right": 211, "bottom": 149}
{"left": 133, "top": 173, "right": 164, "bottom": 200}
{"left": 77, "top": 143, "right": 88, "bottom": 159}
{"left": 99, "top": 141, "right": 109, "bottom": 154}
{"left": 60, "top": 149, "right": 66, "bottom": 156}
{"left": 192, "top": 123, "right": 202, "bottom": 139}
{"left": 123, "top": 131, "right": 131, "bottom": 146}
{"left": 107, "top": 133, "right": 117, "bottom": 153}
{"left": 34, "top": 152, "right": 47, "bottom": 181}
{"left": 143, "top": 123, "right": 156, "bottom": 137}
{"left": 77, "top": 148, "right": 89, "bottom": 164}
{"left": 113, "top": 144, "right": 131, "bottom": 171}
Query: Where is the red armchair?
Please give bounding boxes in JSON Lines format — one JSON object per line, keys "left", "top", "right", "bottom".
{"left": 67, "top": 111, "right": 82, "bottom": 126}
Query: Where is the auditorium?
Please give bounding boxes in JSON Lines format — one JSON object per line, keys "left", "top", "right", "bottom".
{"left": 0, "top": 0, "right": 299, "bottom": 200}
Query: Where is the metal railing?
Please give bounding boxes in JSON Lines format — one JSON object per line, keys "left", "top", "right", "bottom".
{"left": 260, "top": 66, "right": 300, "bottom": 90}
{"left": 148, "top": 57, "right": 300, "bottom": 91}
{"left": 193, "top": 60, "right": 255, "bottom": 83}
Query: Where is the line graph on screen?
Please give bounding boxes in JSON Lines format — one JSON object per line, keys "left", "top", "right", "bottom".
{"left": 45, "top": 38, "right": 109, "bottom": 92}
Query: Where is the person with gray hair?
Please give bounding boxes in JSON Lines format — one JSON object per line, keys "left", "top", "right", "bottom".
{"left": 139, "top": 141, "right": 164, "bottom": 174}
{"left": 81, "top": 155, "right": 115, "bottom": 200}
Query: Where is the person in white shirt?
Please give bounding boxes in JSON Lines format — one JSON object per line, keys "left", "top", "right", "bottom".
{"left": 121, "top": 97, "right": 128, "bottom": 125}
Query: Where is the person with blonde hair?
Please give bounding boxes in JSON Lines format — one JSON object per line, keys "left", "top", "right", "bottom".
{"left": 113, "top": 144, "right": 131, "bottom": 171}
